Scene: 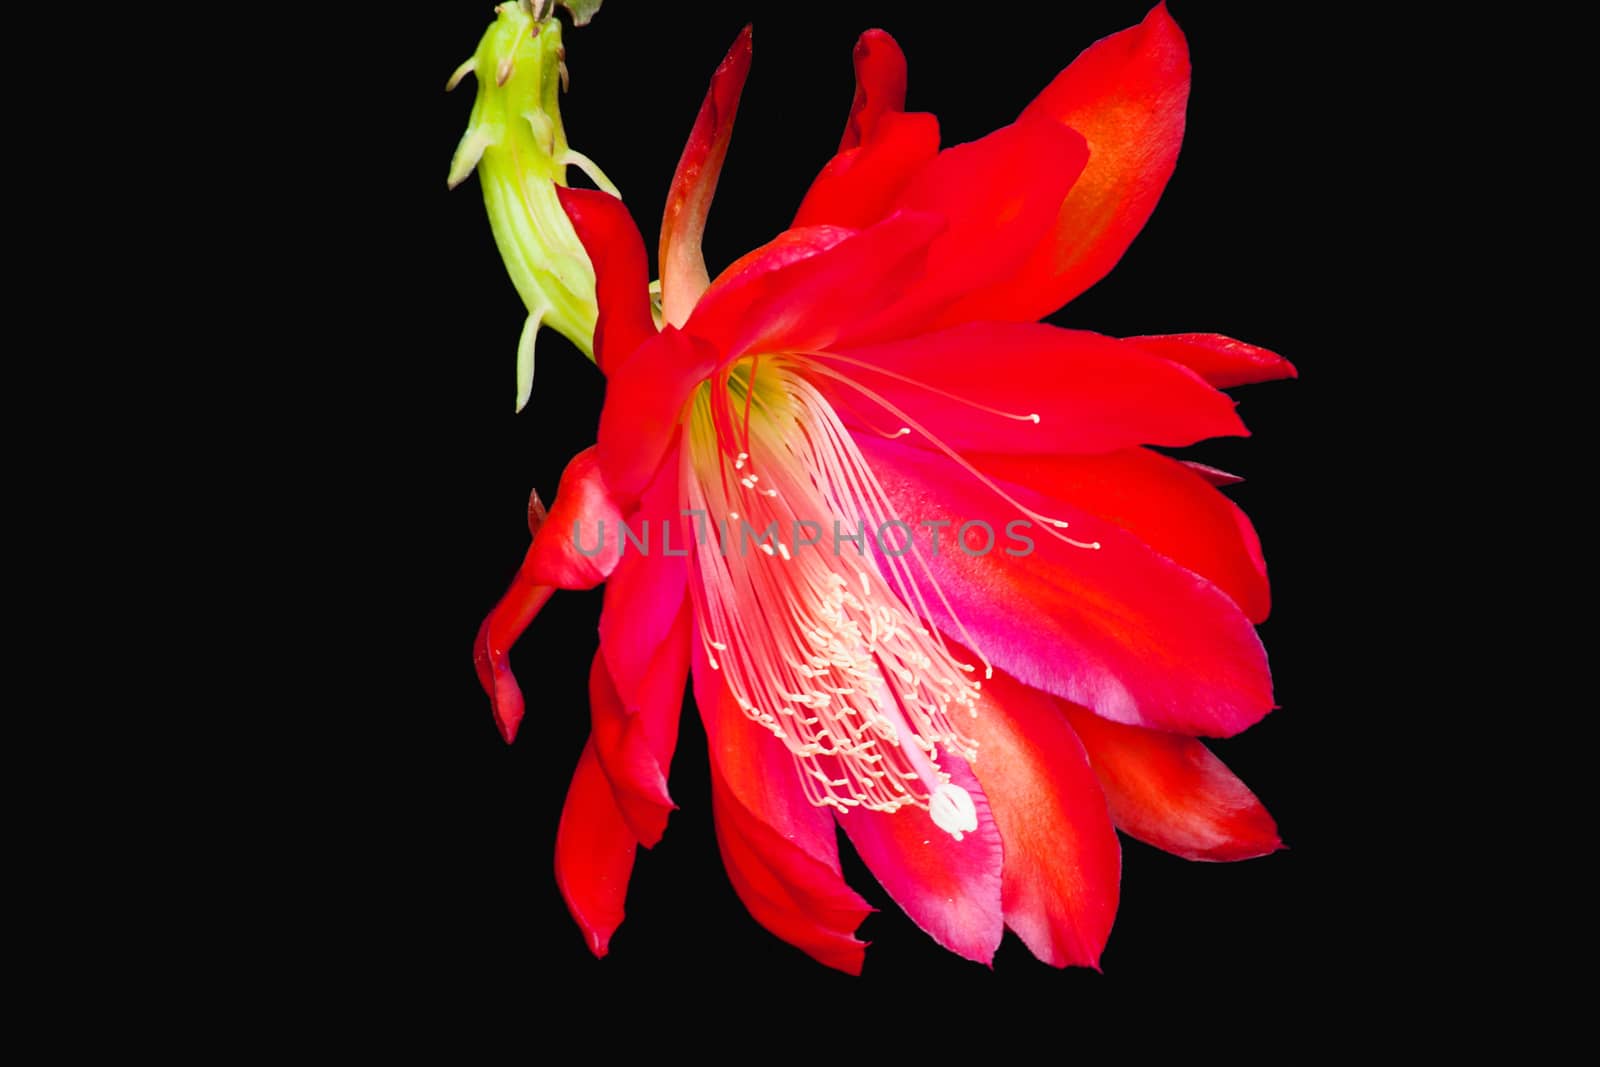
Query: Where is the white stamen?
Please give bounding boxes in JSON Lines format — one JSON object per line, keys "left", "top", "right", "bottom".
{"left": 682, "top": 362, "right": 986, "bottom": 829}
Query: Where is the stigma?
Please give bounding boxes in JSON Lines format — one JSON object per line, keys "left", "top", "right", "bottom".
{"left": 928, "top": 783, "right": 979, "bottom": 841}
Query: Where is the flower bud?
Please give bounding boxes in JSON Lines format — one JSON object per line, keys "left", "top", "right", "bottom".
{"left": 448, "top": 2, "right": 618, "bottom": 410}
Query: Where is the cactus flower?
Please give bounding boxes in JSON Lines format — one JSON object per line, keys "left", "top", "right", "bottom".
{"left": 473, "top": 4, "right": 1291, "bottom": 973}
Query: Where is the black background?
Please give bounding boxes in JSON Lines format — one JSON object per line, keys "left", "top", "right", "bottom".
{"left": 318, "top": 0, "right": 1420, "bottom": 1016}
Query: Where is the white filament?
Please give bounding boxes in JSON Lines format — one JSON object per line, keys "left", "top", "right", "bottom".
{"left": 682, "top": 361, "right": 984, "bottom": 835}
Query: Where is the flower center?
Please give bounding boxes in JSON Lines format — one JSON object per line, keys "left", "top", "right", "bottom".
{"left": 683, "top": 357, "right": 983, "bottom": 839}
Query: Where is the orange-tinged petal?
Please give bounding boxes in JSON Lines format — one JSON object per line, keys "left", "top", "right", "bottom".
{"left": 965, "top": 666, "right": 1121, "bottom": 968}
{"left": 939, "top": 4, "right": 1190, "bottom": 322}
{"left": 1062, "top": 703, "right": 1283, "bottom": 862}
{"left": 660, "top": 26, "right": 752, "bottom": 327}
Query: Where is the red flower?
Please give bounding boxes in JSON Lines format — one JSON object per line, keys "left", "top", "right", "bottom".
{"left": 475, "top": 4, "right": 1292, "bottom": 973}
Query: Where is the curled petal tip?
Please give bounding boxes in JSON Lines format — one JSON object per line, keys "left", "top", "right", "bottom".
{"left": 841, "top": 28, "right": 907, "bottom": 151}
{"left": 495, "top": 713, "right": 519, "bottom": 746}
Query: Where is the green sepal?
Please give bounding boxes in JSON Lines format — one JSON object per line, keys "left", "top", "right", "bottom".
{"left": 449, "top": 3, "right": 620, "bottom": 404}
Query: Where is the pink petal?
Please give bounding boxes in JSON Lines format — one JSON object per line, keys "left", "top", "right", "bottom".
{"left": 858, "top": 435, "right": 1274, "bottom": 737}
{"left": 960, "top": 447, "right": 1271, "bottom": 623}
{"left": 835, "top": 750, "right": 1005, "bottom": 965}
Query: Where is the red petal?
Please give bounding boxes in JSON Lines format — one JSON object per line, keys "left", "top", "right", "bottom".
{"left": 597, "top": 452, "right": 690, "bottom": 705}
{"left": 942, "top": 4, "right": 1191, "bottom": 321}
{"left": 792, "top": 112, "right": 940, "bottom": 230}
{"left": 964, "top": 666, "right": 1121, "bottom": 969}
{"left": 710, "top": 766, "right": 873, "bottom": 974}
{"left": 596, "top": 326, "right": 716, "bottom": 502}
{"left": 522, "top": 447, "right": 628, "bottom": 588}
{"left": 859, "top": 435, "right": 1274, "bottom": 737}
{"left": 694, "top": 640, "right": 874, "bottom": 972}
{"left": 855, "top": 117, "right": 1088, "bottom": 340}
{"left": 1126, "top": 333, "right": 1298, "bottom": 388}
{"left": 590, "top": 457, "right": 691, "bottom": 847}
{"left": 473, "top": 447, "right": 625, "bottom": 743}
{"left": 557, "top": 186, "right": 656, "bottom": 374}
{"left": 794, "top": 30, "right": 936, "bottom": 230}
{"left": 1061, "top": 703, "right": 1282, "bottom": 862}
{"left": 554, "top": 740, "right": 638, "bottom": 958}
{"left": 688, "top": 225, "right": 854, "bottom": 341}
{"left": 839, "top": 29, "right": 907, "bottom": 150}
{"left": 819, "top": 322, "right": 1245, "bottom": 455}
{"left": 473, "top": 581, "right": 552, "bottom": 745}
{"left": 691, "top": 638, "right": 841, "bottom": 873}
{"left": 963, "top": 448, "right": 1271, "bottom": 623}
{"left": 685, "top": 211, "right": 945, "bottom": 362}
{"left": 589, "top": 600, "right": 690, "bottom": 848}
{"left": 660, "top": 26, "right": 752, "bottom": 327}
{"left": 835, "top": 750, "right": 1005, "bottom": 965}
